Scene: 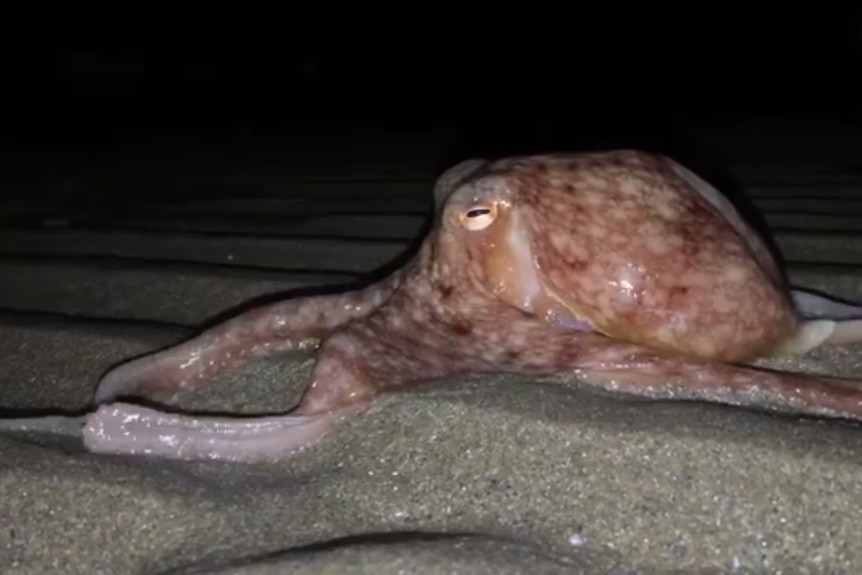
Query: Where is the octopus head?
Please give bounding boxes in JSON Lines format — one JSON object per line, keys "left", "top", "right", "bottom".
{"left": 438, "top": 168, "right": 593, "bottom": 332}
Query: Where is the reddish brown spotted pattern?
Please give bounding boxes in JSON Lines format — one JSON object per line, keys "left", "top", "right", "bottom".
{"left": 494, "top": 150, "right": 798, "bottom": 362}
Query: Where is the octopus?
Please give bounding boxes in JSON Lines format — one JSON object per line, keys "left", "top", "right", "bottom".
{"left": 61, "top": 150, "right": 862, "bottom": 461}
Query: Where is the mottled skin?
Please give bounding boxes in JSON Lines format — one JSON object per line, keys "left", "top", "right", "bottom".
{"left": 67, "top": 150, "right": 862, "bottom": 462}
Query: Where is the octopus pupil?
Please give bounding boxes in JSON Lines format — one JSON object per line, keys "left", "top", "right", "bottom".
{"left": 467, "top": 208, "right": 490, "bottom": 218}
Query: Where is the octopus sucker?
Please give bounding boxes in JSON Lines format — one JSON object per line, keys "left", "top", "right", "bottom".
{"left": 8, "top": 149, "right": 862, "bottom": 462}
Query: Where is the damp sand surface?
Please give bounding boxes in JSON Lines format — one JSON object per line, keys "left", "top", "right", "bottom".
{"left": 1, "top": 141, "right": 862, "bottom": 574}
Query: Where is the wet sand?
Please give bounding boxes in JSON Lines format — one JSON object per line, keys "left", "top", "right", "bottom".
{"left": 1, "top": 131, "right": 862, "bottom": 574}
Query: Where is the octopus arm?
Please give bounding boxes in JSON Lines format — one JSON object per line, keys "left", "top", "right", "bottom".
{"left": 543, "top": 333, "right": 862, "bottom": 421}
{"left": 82, "top": 401, "right": 369, "bottom": 462}
{"left": 82, "top": 320, "right": 445, "bottom": 462}
{"left": 94, "top": 273, "right": 403, "bottom": 404}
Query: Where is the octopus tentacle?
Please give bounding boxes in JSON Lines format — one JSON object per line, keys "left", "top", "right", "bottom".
{"left": 95, "top": 271, "right": 405, "bottom": 404}
{"left": 83, "top": 321, "right": 449, "bottom": 462}
{"left": 82, "top": 401, "right": 370, "bottom": 462}
{"left": 519, "top": 331, "right": 862, "bottom": 421}
{"left": 579, "top": 355, "right": 862, "bottom": 421}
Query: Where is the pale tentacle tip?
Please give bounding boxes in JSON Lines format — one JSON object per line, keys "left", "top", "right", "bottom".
{"left": 771, "top": 320, "right": 836, "bottom": 356}
{"left": 775, "top": 318, "right": 862, "bottom": 356}
{"left": 93, "top": 365, "right": 140, "bottom": 404}
{"left": 82, "top": 402, "right": 369, "bottom": 462}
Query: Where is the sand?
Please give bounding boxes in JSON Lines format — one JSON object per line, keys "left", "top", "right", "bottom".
{"left": 1, "top": 138, "right": 862, "bottom": 574}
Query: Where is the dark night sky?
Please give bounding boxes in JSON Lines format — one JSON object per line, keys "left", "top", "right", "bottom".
{"left": 4, "top": 16, "right": 862, "bottom": 149}
{"left": 0, "top": 16, "right": 856, "bottom": 209}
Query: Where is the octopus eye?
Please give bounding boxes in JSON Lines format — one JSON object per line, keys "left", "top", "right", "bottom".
{"left": 460, "top": 204, "right": 497, "bottom": 231}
